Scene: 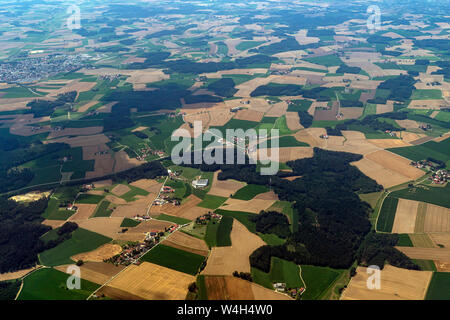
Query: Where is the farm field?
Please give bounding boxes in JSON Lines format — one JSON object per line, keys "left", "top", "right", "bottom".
{"left": 231, "top": 184, "right": 269, "bottom": 200}
{"left": 39, "top": 228, "right": 112, "bottom": 267}
{"left": 18, "top": 268, "right": 99, "bottom": 300}
{"left": 425, "top": 272, "right": 450, "bottom": 300}
{"left": 376, "top": 197, "right": 398, "bottom": 233}
{"left": 341, "top": 265, "right": 432, "bottom": 300}
{"left": 140, "top": 244, "right": 205, "bottom": 276}
{"left": 101, "top": 262, "right": 195, "bottom": 300}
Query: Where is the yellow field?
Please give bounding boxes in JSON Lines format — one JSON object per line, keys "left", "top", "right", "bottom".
{"left": 341, "top": 265, "right": 432, "bottom": 300}
{"left": 105, "top": 262, "right": 195, "bottom": 300}
{"left": 392, "top": 199, "right": 419, "bottom": 234}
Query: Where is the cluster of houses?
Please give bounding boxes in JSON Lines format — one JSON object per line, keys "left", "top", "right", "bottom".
{"left": 136, "top": 145, "right": 165, "bottom": 161}
{"left": 429, "top": 169, "right": 448, "bottom": 184}
{"left": 273, "top": 283, "right": 305, "bottom": 299}
{"left": 195, "top": 212, "right": 222, "bottom": 225}
{"left": 105, "top": 241, "right": 155, "bottom": 266}
{"left": 319, "top": 134, "right": 329, "bottom": 139}
{"left": 153, "top": 185, "right": 180, "bottom": 206}
{"left": 105, "top": 224, "right": 179, "bottom": 266}
{"left": 384, "top": 130, "right": 398, "bottom": 137}
{"left": 133, "top": 214, "right": 151, "bottom": 221}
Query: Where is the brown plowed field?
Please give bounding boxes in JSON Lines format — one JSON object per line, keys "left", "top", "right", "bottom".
{"left": 208, "top": 171, "right": 246, "bottom": 198}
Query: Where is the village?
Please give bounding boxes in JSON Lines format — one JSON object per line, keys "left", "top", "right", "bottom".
{"left": 410, "top": 160, "right": 448, "bottom": 184}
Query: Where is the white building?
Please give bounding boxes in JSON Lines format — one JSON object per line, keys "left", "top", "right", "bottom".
{"left": 192, "top": 179, "right": 209, "bottom": 188}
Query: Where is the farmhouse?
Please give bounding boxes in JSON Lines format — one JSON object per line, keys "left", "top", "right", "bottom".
{"left": 192, "top": 179, "right": 209, "bottom": 188}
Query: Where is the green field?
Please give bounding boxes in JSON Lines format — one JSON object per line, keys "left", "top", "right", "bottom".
{"left": 390, "top": 184, "right": 450, "bottom": 209}
{"left": 120, "top": 185, "right": 149, "bottom": 202}
{"left": 300, "top": 265, "right": 342, "bottom": 300}
{"left": 18, "top": 268, "right": 99, "bottom": 300}
{"left": 92, "top": 200, "right": 112, "bottom": 217}
{"left": 75, "top": 193, "right": 105, "bottom": 204}
{"left": 120, "top": 218, "right": 141, "bottom": 228}
{"left": 251, "top": 257, "right": 303, "bottom": 290}
{"left": 215, "top": 209, "right": 257, "bottom": 233}
{"left": 42, "top": 198, "right": 76, "bottom": 220}
{"left": 304, "top": 54, "right": 342, "bottom": 67}
{"left": 231, "top": 184, "right": 269, "bottom": 200}
{"left": 205, "top": 216, "right": 233, "bottom": 247}
{"left": 155, "top": 213, "right": 191, "bottom": 225}
{"left": 39, "top": 228, "right": 111, "bottom": 266}
{"left": 140, "top": 244, "right": 205, "bottom": 275}
{"left": 376, "top": 197, "right": 398, "bottom": 232}
{"left": 198, "top": 194, "right": 227, "bottom": 209}
{"left": 286, "top": 99, "right": 313, "bottom": 112}
{"left": 396, "top": 234, "right": 414, "bottom": 247}
{"left": 260, "top": 136, "right": 309, "bottom": 148}
{"left": 411, "top": 89, "right": 442, "bottom": 100}
{"left": 236, "top": 41, "right": 265, "bottom": 51}
{"left": 258, "top": 233, "right": 286, "bottom": 246}
{"left": 425, "top": 272, "right": 450, "bottom": 300}
{"left": 434, "top": 111, "right": 450, "bottom": 122}
{"left": 388, "top": 138, "right": 450, "bottom": 168}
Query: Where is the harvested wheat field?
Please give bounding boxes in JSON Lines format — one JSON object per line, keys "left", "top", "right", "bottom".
{"left": 264, "top": 101, "right": 288, "bottom": 117}
{"left": 340, "top": 107, "right": 363, "bottom": 120}
{"left": 254, "top": 191, "right": 279, "bottom": 201}
{"left": 42, "top": 219, "right": 65, "bottom": 229}
{"left": 341, "top": 265, "right": 432, "bottom": 300}
{"left": 219, "top": 198, "right": 275, "bottom": 214}
{"left": 94, "top": 179, "right": 112, "bottom": 188}
{"left": 204, "top": 275, "right": 292, "bottom": 300}
{"left": 84, "top": 148, "right": 115, "bottom": 179}
{"left": 105, "top": 195, "right": 128, "bottom": 205}
{"left": 424, "top": 204, "right": 450, "bottom": 233}
{"left": 164, "top": 231, "right": 209, "bottom": 257}
{"left": 429, "top": 233, "right": 450, "bottom": 248}
{"left": 435, "top": 261, "right": 450, "bottom": 272}
{"left": 396, "top": 119, "right": 420, "bottom": 130}
{"left": 111, "top": 184, "right": 131, "bottom": 196}
{"left": 56, "top": 262, "right": 125, "bottom": 285}
{"left": 233, "top": 109, "right": 264, "bottom": 122}
{"left": 208, "top": 171, "right": 246, "bottom": 198}
{"left": 396, "top": 247, "right": 450, "bottom": 261}
{"left": 73, "top": 217, "right": 124, "bottom": 239}
{"left": 400, "top": 132, "right": 426, "bottom": 144}
{"left": 392, "top": 199, "right": 419, "bottom": 234}
{"left": 104, "top": 262, "right": 195, "bottom": 300}
{"left": 72, "top": 244, "right": 122, "bottom": 262}
{"left": 376, "top": 102, "right": 394, "bottom": 114}
{"left": 365, "top": 150, "right": 425, "bottom": 180}
{"left": 0, "top": 266, "right": 39, "bottom": 281}
{"left": 368, "top": 139, "right": 411, "bottom": 149}
{"left": 114, "top": 150, "right": 142, "bottom": 172}
{"left": 130, "top": 179, "right": 162, "bottom": 193}
{"left": 150, "top": 195, "right": 210, "bottom": 220}
{"left": 352, "top": 158, "right": 413, "bottom": 188}
{"left": 294, "top": 128, "right": 326, "bottom": 148}
{"left": 250, "top": 147, "right": 314, "bottom": 163}
{"left": 203, "top": 219, "right": 266, "bottom": 275}
{"left": 325, "top": 131, "right": 380, "bottom": 155}
{"left": 68, "top": 204, "right": 97, "bottom": 221}
{"left": 111, "top": 199, "right": 153, "bottom": 218}
{"left": 286, "top": 112, "right": 303, "bottom": 131}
